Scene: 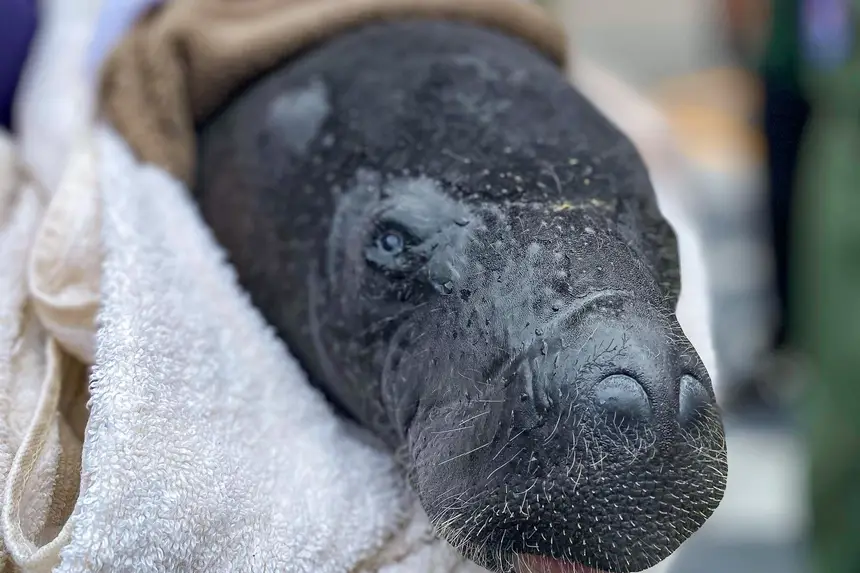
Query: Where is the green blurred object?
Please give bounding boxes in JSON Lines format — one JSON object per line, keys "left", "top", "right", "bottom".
{"left": 790, "top": 0, "right": 860, "bottom": 572}
{"left": 761, "top": 0, "right": 805, "bottom": 91}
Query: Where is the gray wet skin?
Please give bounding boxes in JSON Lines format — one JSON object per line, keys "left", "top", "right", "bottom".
{"left": 195, "top": 20, "right": 728, "bottom": 573}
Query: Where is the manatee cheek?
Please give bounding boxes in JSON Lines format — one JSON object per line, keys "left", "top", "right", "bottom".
{"left": 379, "top": 322, "right": 434, "bottom": 443}
{"left": 406, "top": 405, "right": 487, "bottom": 517}
{"left": 382, "top": 372, "right": 422, "bottom": 444}
{"left": 402, "top": 382, "right": 508, "bottom": 514}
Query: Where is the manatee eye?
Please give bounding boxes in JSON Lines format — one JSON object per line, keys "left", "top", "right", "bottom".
{"left": 377, "top": 230, "right": 405, "bottom": 254}
{"left": 365, "top": 222, "right": 425, "bottom": 278}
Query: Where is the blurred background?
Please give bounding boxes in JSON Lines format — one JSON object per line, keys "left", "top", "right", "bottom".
{"left": 540, "top": 1, "right": 808, "bottom": 572}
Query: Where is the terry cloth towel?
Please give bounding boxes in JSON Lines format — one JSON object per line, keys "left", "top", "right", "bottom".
{"left": 0, "top": 1, "right": 103, "bottom": 571}
{"left": 0, "top": 130, "right": 90, "bottom": 573}
{"left": 97, "top": 0, "right": 569, "bottom": 185}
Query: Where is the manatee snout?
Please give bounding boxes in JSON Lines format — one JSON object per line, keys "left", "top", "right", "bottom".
{"left": 402, "top": 282, "right": 724, "bottom": 573}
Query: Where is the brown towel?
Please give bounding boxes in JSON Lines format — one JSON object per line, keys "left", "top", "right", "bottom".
{"left": 98, "top": 0, "right": 570, "bottom": 186}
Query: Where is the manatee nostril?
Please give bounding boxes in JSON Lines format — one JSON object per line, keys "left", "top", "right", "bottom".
{"left": 591, "top": 374, "right": 652, "bottom": 424}
{"left": 678, "top": 374, "right": 711, "bottom": 427}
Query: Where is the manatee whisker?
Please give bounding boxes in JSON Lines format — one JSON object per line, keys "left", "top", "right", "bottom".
{"left": 432, "top": 425, "right": 475, "bottom": 435}
{"left": 542, "top": 402, "right": 566, "bottom": 445}
{"left": 357, "top": 301, "right": 429, "bottom": 337}
{"left": 491, "top": 428, "right": 527, "bottom": 461}
{"left": 438, "top": 440, "right": 493, "bottom": 466}
{"left": 457, "top": 411, "right": 490, "bottom": 426}
{"left": 486, "top": 446, "right": 525, "bottom": 481}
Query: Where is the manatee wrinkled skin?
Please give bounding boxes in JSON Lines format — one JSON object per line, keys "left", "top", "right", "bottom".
{"left": 194, "top": 20, "right": 728, "bottom": 573}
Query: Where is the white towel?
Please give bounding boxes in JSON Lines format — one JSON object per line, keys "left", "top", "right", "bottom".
{"left": 0, "top": 127, "right": 91, "bottom": 573}
{"left": 0, "top": 131, "right": 45, "bottom": 572}
{"left": 0, "top": 0, "right": 101, "bottom": 564}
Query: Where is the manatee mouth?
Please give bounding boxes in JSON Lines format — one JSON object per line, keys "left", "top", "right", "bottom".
{"left": 405, "top": 290, "right": 727, "bottom": 573}
{"left": 514, "top": 555, "right": 608, "bottom": 573}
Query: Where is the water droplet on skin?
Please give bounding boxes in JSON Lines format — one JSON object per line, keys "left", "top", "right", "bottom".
{"left": 442, "top": 281, "right": 454, "bottom": 294}
{"left": 454, "top": 217, "right": 470, "bottom": 226}
{"left": 551, "top": 301, "right": 561, "bottom": 311}
{"left": 520, "top": 393, "right": 530, "bottom": 401}
{"left": 541, "top": 341, "right": 548, "bottom": 355}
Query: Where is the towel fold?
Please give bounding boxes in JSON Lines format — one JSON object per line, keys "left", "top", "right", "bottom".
{"left": 0, "top": 4, "right": 103, "bottom": 566}
{"left": 97, "top": 0, "right": 569, "bottom": 184}
{"left": 0, "top": 131, "right": 86, "bottom": 573}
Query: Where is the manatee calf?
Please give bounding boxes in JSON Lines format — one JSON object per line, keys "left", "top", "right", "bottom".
{"left": 194, "top": 19, "right": 728, "bottom": 573}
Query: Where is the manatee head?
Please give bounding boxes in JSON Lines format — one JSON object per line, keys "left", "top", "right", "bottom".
{"left": 195, "top": 19, "right": 727, "bottom": 573}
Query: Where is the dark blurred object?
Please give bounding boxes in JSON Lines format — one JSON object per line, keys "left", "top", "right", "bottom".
{"left": 720, "top": 0, "right": 811, "bottom": 415}
{"left": 0, "top": 0, "right": 38, "bottom": 131}
{"left": 763, "top": 77, "right": 809, "bottom": 351}
{"left": 759, "top": 0, "right": 811, "bottom": 354}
